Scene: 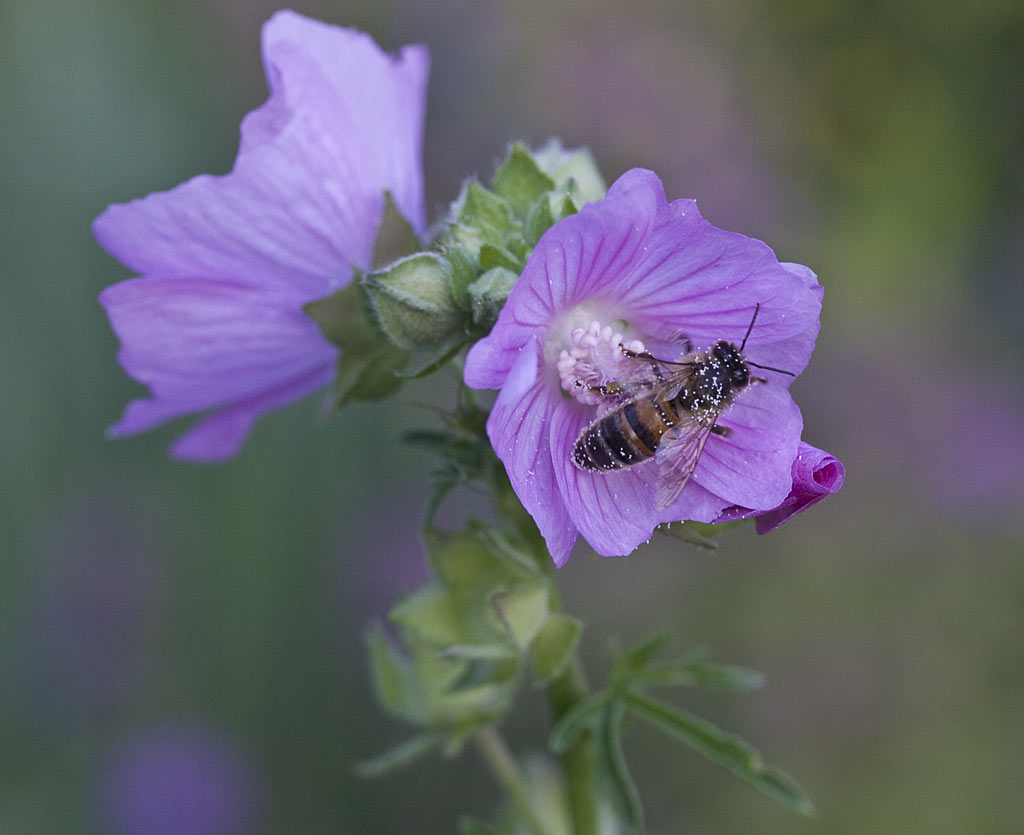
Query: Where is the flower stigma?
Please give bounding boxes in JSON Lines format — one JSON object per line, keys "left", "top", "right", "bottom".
{"left": 552, "top": 310, "right": 650, "bottom": 406}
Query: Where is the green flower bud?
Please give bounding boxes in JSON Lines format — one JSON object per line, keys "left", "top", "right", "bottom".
{"left": 364, "top": 252, "right": 463, "bottom": 349}
{"left": 467, "top": 266, "right": 518, "bottom": 328}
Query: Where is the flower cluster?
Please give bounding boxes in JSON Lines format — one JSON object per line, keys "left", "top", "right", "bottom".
{"left": 95, "top": 11, "right": 428, "bottom": 460}
{"left": 95, "top": 11, "right": 841, "bottom": 562}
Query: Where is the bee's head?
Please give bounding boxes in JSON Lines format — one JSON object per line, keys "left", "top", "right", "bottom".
{"left": 713, "top": 341, "right": 750, "bottom": 388}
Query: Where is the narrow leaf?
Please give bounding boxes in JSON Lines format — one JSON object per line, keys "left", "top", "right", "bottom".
{"left": 624, "top": 691, "right": 815, "bottom": 815}
{"left": 548, "top": 691, "right": 612, "bottom": 754}
{"left": 598, "top": 702, "right": 644, "bottom": 834}
{"left": 355, "top": 733, "right": 440, "bottom": 778}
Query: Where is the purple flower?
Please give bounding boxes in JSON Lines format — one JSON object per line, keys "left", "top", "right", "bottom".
{"left": 96, "top": 722, "right": 261, "bottom": 835}
{"left": 95, "top": 11, "right": 428, "bottom": 460}
{"left": 464, "top": 168, "right": 826, "bottom": 564}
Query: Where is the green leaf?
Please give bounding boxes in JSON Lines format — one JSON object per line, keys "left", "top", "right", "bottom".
{"left": 355, "top": 733, "right": 441, "bottom": 778}
{"left": 529, "top": 613, "right": 582, "bottom": 685}
{"left": 492, "top": 143, "right": 556, "bottom": 217}
{"left": 614, "top": 632, "right": 670, "bottom": 679}
{"left": 598, "top": 702, "right": 644, "bottom": 834}
{"left": 373, "top": 190, "right": 423, "bottom": 269}
{"left": 641, "top": 658, "right": 765, "bottom": 692}
{"left": 548, "top": 691, "right": 612, "bottom": 754}
{"left": 623, "top": 691, "right": 815, "bottom": 816}
{"left": 491, "top": 582, "right": 550, "bottom": 649}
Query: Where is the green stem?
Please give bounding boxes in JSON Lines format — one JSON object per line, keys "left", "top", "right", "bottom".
{"left": 473, "top": 726, "right": 554, "bottom": 835}
{"left": 542, "top": 572, "right": 600, "bottom": 835}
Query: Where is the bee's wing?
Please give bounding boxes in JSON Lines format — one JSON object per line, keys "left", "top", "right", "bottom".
{"left": 653, "top": 418, "right": 715, "bottom": 510}
{"left": 602, "top": 358, "right": 695, "bottom": 403}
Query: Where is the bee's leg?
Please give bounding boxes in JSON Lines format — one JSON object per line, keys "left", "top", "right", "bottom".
{"left": 621, "top": 347, "right": 668, "bottom": 382}
{"left": 576, "top": 380, "right": 626, "bottom": 397}
{"left": 710, "top": 424, "right": 730, "bottom": 438}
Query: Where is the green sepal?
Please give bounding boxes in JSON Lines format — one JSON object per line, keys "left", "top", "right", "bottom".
{"left": 400, "top": 335, "right": 470, "bottom": 380}
{"left": 491, "top": 582, "right": 550, "bottom": 649}
{"left": 478, "top": 243, "right": 522, "bottom": 273}
{"left": 458, "top": 181, "right": 514, "bottom": 241}
{"left": 365, "top": 622, "right": 420, "bottom": 720}
{"left": 524, "top": 193, "right": 557, "bottom": 247}
{"left": 325, "top": 339, "right": 408, "bottom": 410}
{"left": 373, "top": 190, "right": 423, "bottom": 270}
{"left": 492, "top": 142, "right": 556, "bottom": 217}
{"left": 529, "top": 613, "right": 583, "bottom": 685}
{"left": 532, "top": 139, "right": 607, "bottom": 203}
{"left": 467, "top": 267, "right": 518, "bottom": 329}
{"left": 390, "top": 586, "right": 474, "bottom": 648}
{"left": 447, "top": 243, "right": 479, "bottom": 309}
{"left": 304, "top": 283, "right": 410, "bottom": 410}
{"left": 356, "top": 732, "right": 441, "bottom": 778}
{"left": 426, "top": 525, "right": 540, "bottom": 596}
{"left": 363, "top": 252, "right": 464, "bottom": 349}
{"left": 622, "top": 690, "right": 816, "bottom": 816}
{"left": 659, "top": 519, "right": 747, "bottom": 550}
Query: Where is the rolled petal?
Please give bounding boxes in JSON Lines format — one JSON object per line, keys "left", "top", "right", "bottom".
{"left": 101, "top": 276, "right": 336, "bottom": 458}
{"left": 752, "top": 443, "right": 845, "bottom": 533}
{"left": 94, "top": 12, "right": 428, "bottom": 298}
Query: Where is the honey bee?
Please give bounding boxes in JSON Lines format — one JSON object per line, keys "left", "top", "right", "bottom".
{"left": 571, "top": 305, "right": 794, "bottom": 509}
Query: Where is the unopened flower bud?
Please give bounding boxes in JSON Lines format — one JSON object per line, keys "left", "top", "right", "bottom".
{"left": 364, "top": 253, "right": 463, "bottom": 349}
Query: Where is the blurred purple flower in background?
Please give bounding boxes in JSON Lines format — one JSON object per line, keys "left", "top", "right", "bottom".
{"left": 465, "top": 168, "right": 832, "bottom": 564}
{"left": 95, "top": 10, "right": 428, "bottom": 460}
{"left": 96, "top": 722, "right": 261, "bottom": 835}
{"left": 12, "top": 494, "right": 165, "bottom": 730}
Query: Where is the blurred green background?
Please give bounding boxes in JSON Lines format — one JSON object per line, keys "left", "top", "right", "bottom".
{"left": 3, "top": 0, "right": 1023, "bottom": 832}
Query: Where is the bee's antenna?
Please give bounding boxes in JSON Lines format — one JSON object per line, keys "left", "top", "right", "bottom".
{"left": 739, "top": 303, "right": 760, "bottom": 352}
{"left": 748, "top": 360, "right": 795, "bottom": 377}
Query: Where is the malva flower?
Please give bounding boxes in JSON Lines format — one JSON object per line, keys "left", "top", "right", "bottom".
{"left": 94, "top": 11, "right": 428, "bottom": 460}
{"left": 464, "top": 168, "right": 835, "bottom": 565}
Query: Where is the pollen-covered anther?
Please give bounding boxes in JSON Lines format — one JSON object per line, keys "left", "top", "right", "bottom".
{"left": 557, "top": 319, "right": 648, "bottom": 406}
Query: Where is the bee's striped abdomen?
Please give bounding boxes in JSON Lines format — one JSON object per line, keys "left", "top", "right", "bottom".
{"left": 573, "top": 393, "right": 680, "bottom": 471}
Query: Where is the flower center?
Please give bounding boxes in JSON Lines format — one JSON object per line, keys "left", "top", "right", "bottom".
{"left": 555, "top": 319, "right": 650, "bottom": 406}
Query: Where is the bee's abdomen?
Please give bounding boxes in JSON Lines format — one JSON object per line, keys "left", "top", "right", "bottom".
{"left": 572, "top": 396, "right": 679, "bottom": 472}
